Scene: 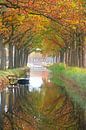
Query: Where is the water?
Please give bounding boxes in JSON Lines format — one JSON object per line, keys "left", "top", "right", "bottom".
{"left": 0, "top": 66, "right": 86, "bottom": 130}
{"left": 29, "top": 67, "right": 49, "bottom": 91}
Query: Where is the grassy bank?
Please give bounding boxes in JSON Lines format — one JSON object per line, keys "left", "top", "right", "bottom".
{"left": 48, "top": 63, "right": 86, "bottom": 109}
{"left": 0, "top": 67, "right": 29, "bottom": 90}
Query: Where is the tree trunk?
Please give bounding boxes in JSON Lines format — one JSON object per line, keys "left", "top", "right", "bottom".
{"left": 64, "top": 49, "right": 69, "bottom": 65}
{"left": 83, "top": 40, "right": 86, "bottom": 68}
{"left": 8, "top": 43, "right": 13, "bottom": 69}
{"left": 82, "top": 37, "right": 86, "bottom": 68}
{"left": 14, "top": 46, "right": 17, "bottom": 68}
{"left": 60, "top": 50, "right": 64, "bottom": 63}
{"left": 70, "top": 32, "right": 77, "bottom": 66}
{"left": 23, "top": 50, "right": 28, "bottom": 66}
{"left": 0, "top": 37, "right": 6, "bottom": 70}
{"left": 19, "top": 48, "right": 24, "bottom": 67}
{"left": 14, "top": 47, "right": 20, "bottom": 68}
{"left": 68, "top": 47, "right": 71, "bottom": 66}
{"left": 69, "top": 29, "right": 85, "bottom": 67}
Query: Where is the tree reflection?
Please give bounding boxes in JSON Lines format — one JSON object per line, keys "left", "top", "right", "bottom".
{"left": 1, "top": 80, "right": 85, "bottom": 130}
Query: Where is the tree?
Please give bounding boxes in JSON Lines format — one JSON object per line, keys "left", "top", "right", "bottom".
{"left": 0, "top": 0, "right": 85, "bottom": 68}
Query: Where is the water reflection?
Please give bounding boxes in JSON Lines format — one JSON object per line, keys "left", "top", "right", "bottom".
{"left": 29, "top": 68, "right": 49, "bottom": 91}
{"left": 29, "top": 77, "right": 43, "bottom": 91}
{"left": 0, "top": 67, "right": 85, "bottom": 130}
{"left": 38, "top": 81, "right": 78, "bottom": 130}
{"left": 0, "top": 84, "right": 29, "bottom": 129}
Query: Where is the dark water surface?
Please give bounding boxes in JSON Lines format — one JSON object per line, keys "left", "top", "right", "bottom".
{"left": 0, "top": 67, "right": 86, "bottom": 130}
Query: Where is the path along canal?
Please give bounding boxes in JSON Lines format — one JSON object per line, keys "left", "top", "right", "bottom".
{"left": 0, "top": 67, "right": 86, "bottom": 130}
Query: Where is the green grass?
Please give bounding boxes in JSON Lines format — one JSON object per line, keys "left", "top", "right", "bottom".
{"left": 48, "top": 63, "right": 86, "bottom": 109}
{"left": 64, "top": 67, "right": 86, "bottom": 89}
{"left": 49, "top": 63, "right": 86, "bottom": 88}
{"left": 0, "top": 67, "right": 29, "bottom": 78}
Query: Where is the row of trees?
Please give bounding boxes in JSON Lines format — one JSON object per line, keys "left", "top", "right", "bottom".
{"left": 0, "top": 0, "right": 86, "bottom": 69}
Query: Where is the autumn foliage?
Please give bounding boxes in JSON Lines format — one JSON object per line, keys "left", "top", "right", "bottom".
{"left": 0, "top": 0, "right": 86, "bottom": 68}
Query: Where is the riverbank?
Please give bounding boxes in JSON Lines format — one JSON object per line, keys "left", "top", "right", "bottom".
{"left": 0, "top": 67, "right": 29, "bottom": 91}
{"left": 48, "top": 63, "right": 86, "bottom": 109}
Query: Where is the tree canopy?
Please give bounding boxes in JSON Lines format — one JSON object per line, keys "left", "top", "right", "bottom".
{"left": 0, "top": 0, "right": 86, "bottom": 68}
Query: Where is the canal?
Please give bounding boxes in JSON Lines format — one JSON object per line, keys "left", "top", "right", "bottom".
{"left": 0, "top": 67, "right": 86, "bottom": 130}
